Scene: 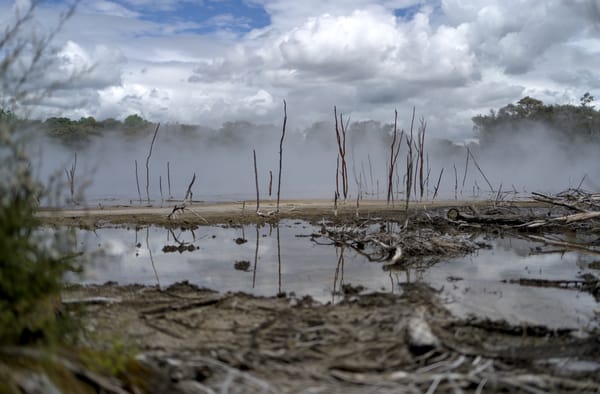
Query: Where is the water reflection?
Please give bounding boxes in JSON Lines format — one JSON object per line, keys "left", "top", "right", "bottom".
{"left": 74, "top": 221, "right": 599, "bottom": 329}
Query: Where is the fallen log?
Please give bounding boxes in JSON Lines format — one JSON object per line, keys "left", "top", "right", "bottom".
{"left": 522, "top": 234, "right": 600, "bottom": 255}
{"left": 521, "top": 211, "right": 600, "bottom": 228}
{"left": 447, "top": 208, "right": 600, "bottom": 229}
{"left": 446, "top": 208, "right": 527, "bottom": 225}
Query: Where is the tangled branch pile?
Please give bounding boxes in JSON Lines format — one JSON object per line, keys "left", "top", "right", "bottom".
{"left": 312, "top": 219, "right": 480, "bottom": 267}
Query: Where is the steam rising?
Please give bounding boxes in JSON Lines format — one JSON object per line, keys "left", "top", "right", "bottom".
{"left": 29, "top": 114, "right": 600, "bottom": 207}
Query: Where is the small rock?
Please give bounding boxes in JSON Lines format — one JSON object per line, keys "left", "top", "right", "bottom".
{"left": 406, "top": 308, "right": 440, "bottom": 355}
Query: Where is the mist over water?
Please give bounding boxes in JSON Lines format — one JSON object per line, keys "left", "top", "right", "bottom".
{"left": 28, "top": 116, "right": 600, "bottom": 207}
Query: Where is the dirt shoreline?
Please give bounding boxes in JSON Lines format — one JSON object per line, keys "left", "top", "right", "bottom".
{"left": 36, "top": 198, "right": 542, "bottom": 227}
{"left": 62, "top": 281, "right": 600, "bottom": 393}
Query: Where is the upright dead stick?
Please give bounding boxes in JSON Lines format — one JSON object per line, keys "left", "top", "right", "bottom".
{"left": 453, "top": 163, "right": 458, "bottom": 200}
{"left": 159, "top": 175, "right": 163, "bottom": 201}
{"left": 405, "top": 107, "right": 416, "bottom": 223}
{"left": 135, "top": 159, "right": 142, "bottom": 202}
{"left": 184, "top": 173, "right": 196, "bottom": 202}
{"left": 417, "top": 117, "right": 426, "bottom": 199}
{"left": 387, "top": 109, "right": 403, "bottom": 206}
{"left": 253, "top": 149, "right": 260, "bottom": 213}
{"left": 461, "top": 145, "right": 469, "bottom": 191}
{"left": 268, "top": 170, "right": 273, "bottom": 198}
{"left": 333, "top": 190, "right": 338, "bottom": 216}
{"left": 276, "top": 100, "right": 287, "bottom": 213}
{"left": 167, "top": 161, "right": 171, "bottom": 199}
{"left": 432, "top": 168, "right": 444, "bottom": 200}
{"left": 335, "top": 155, "right": 340, "bottom": 198}
{"left": 467, "top": 147, "right": 493, "bottom": 192}
{"left": 334, "top": 106, "right": 349, "bottom": 200}
{"left": 145, "top": 123, "right": 160, "bottom": 202}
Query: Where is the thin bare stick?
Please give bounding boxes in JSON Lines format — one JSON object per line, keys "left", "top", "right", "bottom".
{"left": 253, "top": 149, "right": 260, "bottom": 213}
{"left": 268, "top": 170, "right": 273, "bottom": 198}
{"left": 145, "top": 123, "right": 160, "bottom": 202}
{"left": 495, "top": 183, "right": 503, "bottom": 205}
{"left": 467, "top": 147, "right": 494, "bottom": 192}
{"left": 184, "top": 173, "right": 196, "bottom": 202}
{"left": 135, "top": 159, "right": 142, "bottom": 202}
{"left": 461, "top": 145, "right": 469, "bottom": 191}
{"left": 404, "top": 107, "right": 416, "bottom": 225}
{"left": 433, "top": 168, "right": 444, "bottom": 200}
{"left": 159, "top": 175, "right": 163, "bottom": 201}
{"left": 426, "top": 152, "right": 430, "bottom": 198}
{"left": 577, "top": 174, "right": 587, "bottom": 190}
{"left": 453, "top": 163, "right": 458, "bottom": 200}
{"left": 333, "top": 190, "right": 338, "bottom": 216}
{"left": 276, "top": 99, "right": 287, "bottom": 213}
{"left": 334, "top": 106, "right": 349, "bottom": 200}
{"left": 336, "top": 155, "right": 340, "bottom": 198}
{"left": 167, "top": 161, "right": 172, "bottom": 198}
{"left": 417, "top": 117, "right": 426, "bottom": 199}
{"left": 387, "top": 109, "right": 403, "bottom": 206}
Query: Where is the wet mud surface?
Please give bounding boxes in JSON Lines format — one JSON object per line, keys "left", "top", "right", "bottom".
{"left": 51, "top": 199, "right": 600, "bottom": 392}
{"left": 64, "top": 282, "right": 600, "bottom": 393}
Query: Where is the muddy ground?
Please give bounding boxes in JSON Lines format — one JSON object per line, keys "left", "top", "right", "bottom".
{"left": 29, "top": 200, "right": 600, "bottom": 392}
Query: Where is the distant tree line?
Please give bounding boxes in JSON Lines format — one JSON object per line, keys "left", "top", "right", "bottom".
{"left": 43, "top": 113, "right": 152, "bottom": 137}
{"left": 0, "top": 111, "right": 157, "bottom": 147}
{"left": 472, "top": 93, "right": 599, "bottom": 147}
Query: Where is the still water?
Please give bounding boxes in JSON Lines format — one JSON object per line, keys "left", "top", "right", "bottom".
{"left": 72, "top": 220, "right": 599, "bottom": 330}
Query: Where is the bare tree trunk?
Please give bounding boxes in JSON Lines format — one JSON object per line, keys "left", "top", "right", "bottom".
{"left": 276, "top": 100, "right": 287, "bottom": 213}
{"left": 145, "top": 123, "right": 160, "bottom": 202}
{"left": 253, "top": 149, "right": 260, "bottom": 213}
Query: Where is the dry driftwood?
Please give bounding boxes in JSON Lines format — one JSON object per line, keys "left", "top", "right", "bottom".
{"left": 521, "top": 211, "right": 600, "bottom": 228}
{"left": 523, "top": 234, "right": 600, "bottom": 254}
{"left": 446, "top": 208, "right": 527, "bottom": 225}
{"left": 447, "top": 206, "right": 600, "bottom": 229}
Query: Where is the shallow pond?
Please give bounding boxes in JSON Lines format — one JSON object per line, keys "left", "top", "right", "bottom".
{"left": 71, "top": 220, "right": 599, "bottom": 330}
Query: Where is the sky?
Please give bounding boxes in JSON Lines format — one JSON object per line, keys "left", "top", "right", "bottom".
{"left": 1, "top": 0, "right": 600, "bottom": 140}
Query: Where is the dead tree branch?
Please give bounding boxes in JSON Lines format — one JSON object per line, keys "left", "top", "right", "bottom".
{"left": 145, "top": 123, "right": 160, "bottom": 202}
{"left": 334, "top": 106, "right": 349, "bottom": 200}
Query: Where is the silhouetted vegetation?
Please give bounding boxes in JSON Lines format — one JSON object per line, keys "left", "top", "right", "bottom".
{"left": 0, "top": 2, "right": 82, "bottom": 346}
{"left": 473, "top": 94, "right": 599, "bottom": 147}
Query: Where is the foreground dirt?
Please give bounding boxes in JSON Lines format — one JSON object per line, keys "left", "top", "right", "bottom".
{"left": 62, "top": 282, "right": 600, "bottom": 393}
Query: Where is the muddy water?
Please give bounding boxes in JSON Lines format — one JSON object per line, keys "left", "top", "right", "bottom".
{"left": 72, "top": 220, "right": 599, "bottom": 330}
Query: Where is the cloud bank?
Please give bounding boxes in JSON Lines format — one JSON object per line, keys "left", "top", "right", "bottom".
{"left": 1, "top": 0, "right": 599, "bottom": 140}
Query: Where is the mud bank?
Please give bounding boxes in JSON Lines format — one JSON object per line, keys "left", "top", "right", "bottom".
{"left": 62, "top": 281, "right": 600, "bottom": 393}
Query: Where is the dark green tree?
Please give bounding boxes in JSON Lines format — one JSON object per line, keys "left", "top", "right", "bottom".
{"left": 124, "top": 113, "right": 148, "bottom": 129}
{"left": 581, "top": 92, "right": 595, "bottom": 107}
{"left": 473, "top": 96, "right": 600, "bottom": 146}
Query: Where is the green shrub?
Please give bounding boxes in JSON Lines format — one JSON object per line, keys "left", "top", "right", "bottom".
{"left": 0, "top": 1, "right": 82, "bottom": 346}
{"left": 0, "top": 117, "right": 80, "bottom": 345}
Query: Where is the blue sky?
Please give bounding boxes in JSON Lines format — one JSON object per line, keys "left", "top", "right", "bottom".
{"left": 1, "top": 0, "right": 599, "bottom": 139}
{"left": 108, "top": 0, "right": 272, "bottom": 34}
